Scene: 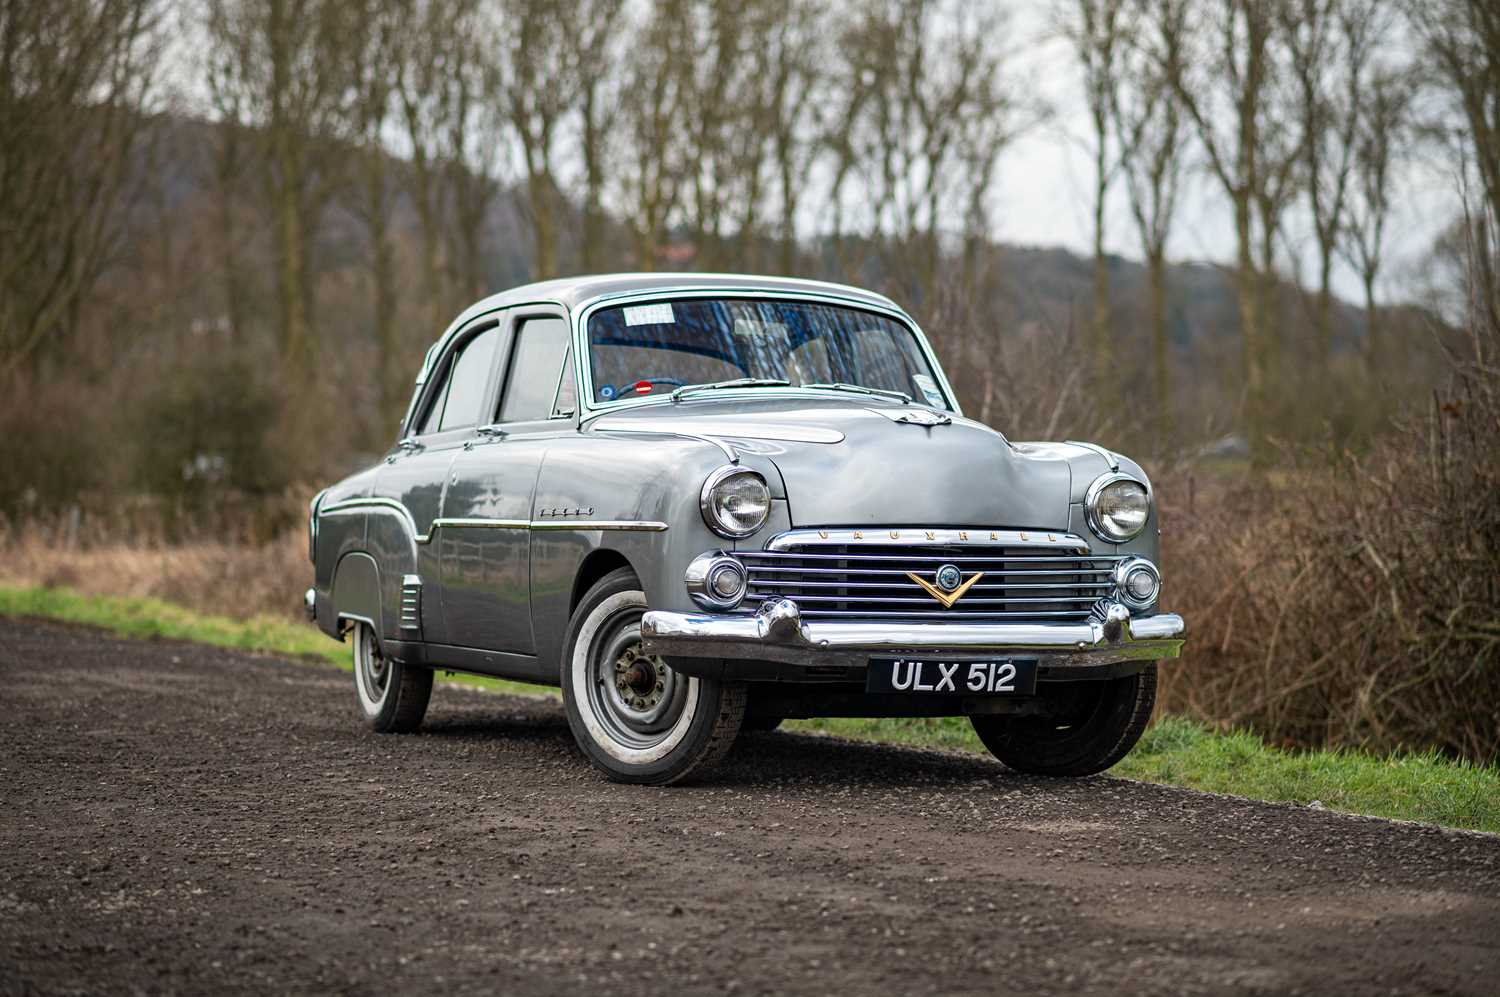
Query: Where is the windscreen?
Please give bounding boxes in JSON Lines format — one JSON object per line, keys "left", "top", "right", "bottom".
{"left": 585, "top": 298, "right": 948, "bottom": 407}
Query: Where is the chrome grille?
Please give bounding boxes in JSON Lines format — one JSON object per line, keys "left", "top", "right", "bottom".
{"left": 733, "top": 542, "right": 1120, "bottom": 622}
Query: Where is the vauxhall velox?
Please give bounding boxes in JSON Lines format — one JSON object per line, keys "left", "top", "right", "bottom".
{"left": 305, "top": 273, "right": 1186, "bottom": 784}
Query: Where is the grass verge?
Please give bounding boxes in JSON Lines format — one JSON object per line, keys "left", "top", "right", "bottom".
{"left": 0, "top": 585, "right": 550, "bottom": 699}
{"left": 784, "top": 716, "right": 1499, "bottom": 833}
{"left": 4, "top": 584, "right": 1495, "bottom": 834}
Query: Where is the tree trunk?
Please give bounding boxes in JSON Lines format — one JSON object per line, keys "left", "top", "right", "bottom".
{"left": 580, "top": 86, "right": 605, "bottom": 273}
{"left": 272, "top": 147, "right": 312, "bottom": 385}
{"left": 1362, "top": 269, "right": 1379, "bottom": 378}
{"left": 366, "top": 145, "right": 398, "bottom": 425}
{"left": 1234, "top": 197, "right": 1268, "bottom": 466}
{"left": 778, "top": 139, "right": 797, "bottom": 274}
{"left": 1314, "top": 246, "right": 1334, "bottom": 366}
{"left": 1092, "top": 137, "right": 1112, "bottom": 410}
{"left": 1148, "top": 248, "right": 1169, "bottom": 448}
{"left": 525, "top": 149, "right": 557, "bottom": 280}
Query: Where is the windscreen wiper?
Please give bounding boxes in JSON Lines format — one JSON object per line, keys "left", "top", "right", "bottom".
{"left": 670, "top": 378, "right": 790, "bottom": 402}
{"left": 802, "top": 382, "right": 912, "bottom": 404}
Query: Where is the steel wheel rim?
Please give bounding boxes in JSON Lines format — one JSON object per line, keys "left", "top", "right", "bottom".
{"left": 585, "top": 607, "right": 688, "bottom": 751}
{"left": 354, "top": 624, "right": 391, "bottom": 711}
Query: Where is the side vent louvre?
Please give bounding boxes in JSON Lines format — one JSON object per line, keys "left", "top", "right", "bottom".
{"left": 399, "top": 575, "right": 422, "bottom": 638}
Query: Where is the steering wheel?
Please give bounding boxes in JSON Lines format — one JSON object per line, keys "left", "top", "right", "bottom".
{"left": 632, "top": 376, "right": 687, "bottom": 387}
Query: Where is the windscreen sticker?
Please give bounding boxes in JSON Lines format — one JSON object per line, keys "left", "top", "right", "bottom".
{"left": 624, "top": 302, "right": 675, "bottom": 326}
{"left": 913, "top": 373, "right": 945, "bottom": 408}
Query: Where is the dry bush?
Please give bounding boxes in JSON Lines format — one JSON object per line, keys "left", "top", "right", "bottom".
{"left": 1159, "top": 369, "right": 1500, "bottom": 762}
{"left": 0, "top": 491, "right": 312, "bottom": 621}
{"left": 0, "top": 529, "right": 310, "bottom": 622}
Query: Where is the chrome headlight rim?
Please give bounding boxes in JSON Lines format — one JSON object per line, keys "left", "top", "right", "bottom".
{"left": 699, "top": 465, "right": 771, "bottom": 539}
{"left": 1084, "top": 471, "right": 1151, "bottom": 543}
{"left": 1113, "top": 556, "right": 1161, "bottom": 610}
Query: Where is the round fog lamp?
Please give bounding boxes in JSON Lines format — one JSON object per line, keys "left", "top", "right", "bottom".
{"left": 1113, "top": 557, "right": 1161, "bottom": 609}
{"left": 685, "top": 552, "right": 749, "bottom": 611}
{"left": 709, "top": 561, "right": 746, "bottom": 601}
{"left": 1126, "top": 568, "right": 1156, "bottom": 601}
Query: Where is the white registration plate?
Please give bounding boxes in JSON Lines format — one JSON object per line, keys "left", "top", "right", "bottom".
{"left": 866, "top": 658, "right": 1039, "bottom": 696}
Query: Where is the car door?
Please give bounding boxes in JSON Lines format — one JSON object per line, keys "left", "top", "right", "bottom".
{"left": 370, "top": 316, "right": 505, "bottom": 645}
{"left": 439, "top": 309, "right": 577, "bottom": 657}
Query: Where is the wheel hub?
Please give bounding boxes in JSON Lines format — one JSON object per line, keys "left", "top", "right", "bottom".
{"left": 613, "top": 644, "right": 666, "bottom": 711}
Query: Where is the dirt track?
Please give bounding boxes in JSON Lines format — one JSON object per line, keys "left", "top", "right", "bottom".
{"left": 2, "top": 616, "right": 1498, "bottom": 996}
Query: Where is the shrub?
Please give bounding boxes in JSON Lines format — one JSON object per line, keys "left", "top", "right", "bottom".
{"left": 1160, "top": 362, "right": 1500, "bottom": 763}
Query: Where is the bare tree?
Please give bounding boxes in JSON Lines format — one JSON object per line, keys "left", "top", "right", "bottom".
{"left": 762, "top": 0, "right": 825, "bottom": 274}
{"left": 834, "top": 0, "right": 1024, "bottom": 309}
{"left": 1339, "top": 62, "right": 1415, "bottom": 372}
{"left": 1163, "top": 0, "right": 1299, "bottom": 463}
{"left": 1281, "top": 0, "right": 1383, "bottom": 362}
{"left": 1408, "top": 0, "right": 1500, "bottom": 336}
{"left": 204, "top": 0, "right": 355, "bottom": 385}
{"left": 0, "top": 0, "right": 162, "bottom": 379}
{"left": 563, "top": 0, "right": 625, "bottom": 273}
{"left": 344, "top": 0, "right": 402, "bottom": 418}
{"left": 497, "top": 0, "right": 572, "bottom": 281}
{"left": 614, "top": 0, "right": 691, "bottom": 269}
{"left": 393, "top": 0, "right": 479, "bottom": 331}
{"left": 677, "top": 0, "right": 753, "bottom": 270}
{"left": 1062, "top": 0, "right": 1127, "bottom": 407}
{"left": 1114, "top": 0, "right": 1190, "bottom": 445}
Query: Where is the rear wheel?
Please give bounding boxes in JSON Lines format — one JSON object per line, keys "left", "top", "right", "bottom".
{"left": 562, "top": 568, "right": 745, "bottom": 784}
{"left": 351, "top": 620, "right": 432, "bottom": 733}
{"left": 970, "top": 663, "right": 1157, "bottom": 776}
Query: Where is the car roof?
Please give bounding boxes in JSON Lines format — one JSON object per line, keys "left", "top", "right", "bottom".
{"left": 439, "top": 272, "right": 906, "bottom": 337}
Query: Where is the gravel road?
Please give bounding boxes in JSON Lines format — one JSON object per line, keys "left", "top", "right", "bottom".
{"left": 1, "top": 616, "right": 1497, "bottom": 996}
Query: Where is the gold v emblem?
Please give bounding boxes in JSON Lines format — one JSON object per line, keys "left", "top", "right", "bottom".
{"left": 905, "top": 570, "right": 985, "bottom": 608}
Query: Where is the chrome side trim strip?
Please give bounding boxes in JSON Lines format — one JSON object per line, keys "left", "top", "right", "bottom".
{"left": 528, "top": 520, "right": 669, "bottom": 532}
{"left": 318, "top": 499, "right": 667, "bottom": 543}
{"left": 764, "top": 527, "right": 1092, "bottom": 551}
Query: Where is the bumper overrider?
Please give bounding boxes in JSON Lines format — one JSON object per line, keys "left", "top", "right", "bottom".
{"left": 641, "top": 598, "right": 1185, "bottom": 683}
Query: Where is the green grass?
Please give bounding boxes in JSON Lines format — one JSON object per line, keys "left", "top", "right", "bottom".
{"left": 0, "top": 585, "right": 552, "bottom": 699}
{"left": 786, "top": 715, "right": 1500, "bottom": 833}
{"left": 4, "top": 584, "right": 1496, "bottom": 834}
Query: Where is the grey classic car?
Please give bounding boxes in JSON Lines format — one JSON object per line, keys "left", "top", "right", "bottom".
{"left": 306, "top": 273, "right": 1185, "bottom": 784}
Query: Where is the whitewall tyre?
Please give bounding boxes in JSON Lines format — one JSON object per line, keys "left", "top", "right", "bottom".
{"left": 561, "top": 568, "right": 746, "bottom": 785}
{"left": 351, "top": 620, "right": 433, "bottom": 733}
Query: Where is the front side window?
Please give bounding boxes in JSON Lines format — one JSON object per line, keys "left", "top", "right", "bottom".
{"left": 498, "top": 317, "right": 573, "bottom": 423}
{"left": 585, "top": 298, "right": 946, "bottom": 407}
{"left": 420, "top": 325, "right": 502, "bottom": 433}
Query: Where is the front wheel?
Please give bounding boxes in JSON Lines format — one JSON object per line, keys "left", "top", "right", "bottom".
{"left": 351, "top": 620, "right": 432, "bottom": 733}
{"left": 562, "top": 568, "right": 745, "bottom": 784}
{"left": 970, "top": 663, "right": 1157, "bottom": 777}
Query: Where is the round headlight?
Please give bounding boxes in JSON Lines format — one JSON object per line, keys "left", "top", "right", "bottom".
{"left": 1085, "top": 473, "right": 1150, "bottom": 542}
{"left": 700, "top": 466, "right": 770, "bottom": 539}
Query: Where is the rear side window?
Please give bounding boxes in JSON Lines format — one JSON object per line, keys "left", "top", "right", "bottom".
{"left": 498, "top": 317, "right": 572, "bottom": 423}
{"left": 420, "top": 325, "right": 502, "bottom": 433}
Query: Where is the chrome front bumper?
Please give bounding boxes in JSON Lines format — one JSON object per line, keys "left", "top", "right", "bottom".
{"left": 641, "top": 598, "right": 1185, "bottom": 675}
